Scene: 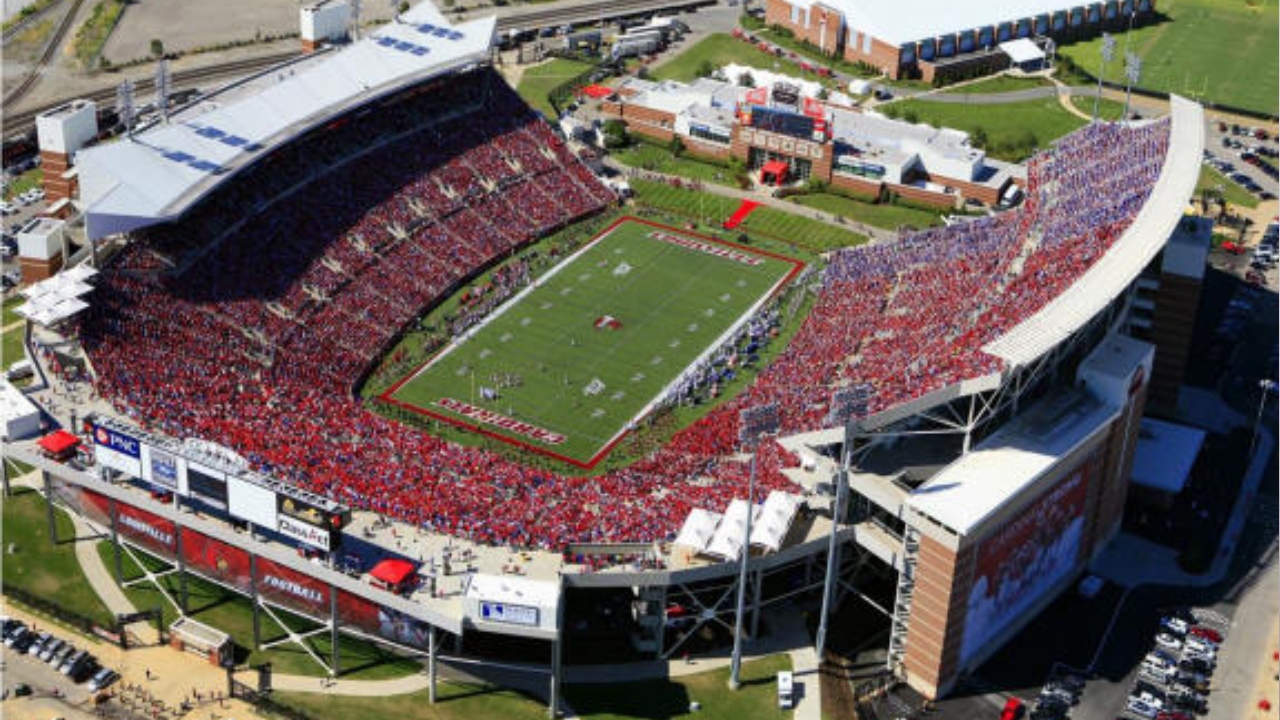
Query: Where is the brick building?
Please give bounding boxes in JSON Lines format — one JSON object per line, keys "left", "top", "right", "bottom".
{"left": 762, "top": 0, "right": 1155, "bottom": 81}
{"left": 599, "top": 76, "right": 1018, "bottom": 208}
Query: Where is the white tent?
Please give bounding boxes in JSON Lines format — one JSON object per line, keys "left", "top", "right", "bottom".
{"left": 749, "top": 491, "right": 802, "bottom": 552}
{"left": 705, "top": 499, "right": 761, "bottom": 561}
{"left": 674, "top": 508, "right": 722, "bottom": 552}
{"left": 999, "top": 39, "right": 1045, "bottom": 70}
{"left": 62, "top": 263, "right": 99, "bottom": 282}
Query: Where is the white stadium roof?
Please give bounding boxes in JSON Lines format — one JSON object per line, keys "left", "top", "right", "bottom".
{"left": 984, "top": 95, "right": 1204, "bottom": 368}
{"left": 782, "top": 0, "right": 1101, "bottom": 47}
{"left": 905, "top": 390, "right": 1118, "bottom": 536}
{"left": 77, "top": 5, "right": 495, "bottom": 240}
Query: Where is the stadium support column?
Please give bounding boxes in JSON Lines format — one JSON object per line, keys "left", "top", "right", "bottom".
{"left": 816, "top": 420, "right": 854, "bottom": 661}
{"left": 110, "top": 497, "right": 124, "bottom": 582}
{"left": 249, "top": 554, "right": 261, "bottom": 650}
{"left": 174, "top": 514, "right": 189, "bottom": 613}
{"left": 750, "top": 566, "right": 764, "bottom": 639}
{"left": 43, "top": 469, "right": 58, "bottom": 543}
{"left": 428, "top": 626, "right": 437, "bottom": 704}
{"left": 549, "top": 574, "right": 566, "bottom": 718}
{"left": 330, "top": 584, "right": 340, "bottom": 677}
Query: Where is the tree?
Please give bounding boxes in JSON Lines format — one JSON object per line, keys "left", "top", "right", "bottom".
{"left": 150, "top": 38, "right": 164, "bottom": 58}
{"left": 696, "top": 59, "right": 715, "bottom": 78}
{"left": 816, "top": 87, "right": 830, "bottom": 100}
{"left": 669, "top": 135, "right": 685, "bottom": 157}
{"left": 971, "top": 126, "right": 989, "bottom": 149}
{"left": 903, "top": 108, "right": 919, "bottom": 124}
{"left": 601, "top": 119, "right": 629, "bottom": 149}
{"left": 738, "top": 71, "right": 755, "bottom": 88}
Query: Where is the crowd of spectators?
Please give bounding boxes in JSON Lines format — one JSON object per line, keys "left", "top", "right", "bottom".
{"left": 79, "top": 88, "right": 1172, "bottom": 551}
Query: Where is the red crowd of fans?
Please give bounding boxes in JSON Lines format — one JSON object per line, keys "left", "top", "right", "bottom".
{"left": 79, "top": 80, "right": 1172, "bottom": 550}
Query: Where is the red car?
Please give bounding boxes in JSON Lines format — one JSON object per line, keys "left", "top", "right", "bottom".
{"left": 1222, "top": 241, "right": 1245, "bottom": 254}
{"left": 1156, "top": 711, "right": 1192, "bottom": 720}
{"left": 1000, "top": 696, "right": 1024, "bottom": 720}
{"left": 1189, "top": 626, "right": 1223, "bottom": 644}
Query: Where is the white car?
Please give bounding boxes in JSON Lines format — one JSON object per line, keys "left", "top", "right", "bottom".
{"left": 1160, "top": 616, "right": 1190, "bottom": 636}
{"left": 1154, "top": 632, "right": 1183, "bottom": 652}
{"left": 1127, "top": 697, "right": 1160, "bottom": 719}
{"left": 1184, "top": 638, "right": 1217, "bottom": 657}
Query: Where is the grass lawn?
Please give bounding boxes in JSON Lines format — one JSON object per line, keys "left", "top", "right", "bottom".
{"left": 2, "top": 487, "right": 116, "bottom": 628}
{"left": 1068, "top": 94, "right": 1128, "bottom": 121}
{"left": 3, "top": 295, "right": 24, "bottom": 326}
{"left": 884, "top": 97, "right": 1088, "bottom": 161}
{"left": 102, "top": 544, "right": 422, "bottom": 680}
{"left": 3, "top": 323, "right": 26, "bottom": 366}
{"left": 790, "top": 193, "right": 944, "bottom": 230}
{"left": 631, "top": 179, "right": 867, "bottom": 252}
{"left": 1058, "top": 0, "right": 1278, "bottom": 115}
{"left": 1198, "top": 164, "right": 1260, "bottom": 209}
{"left": 385, "top": 217, "right": 801, "bottom": 467}
{"left": 72, "top": 0, "right": 124, "bottom": 67}
{"left": 3, "top": 168, "right": 43, "bottom": 201}
{"left": 566, "top": 654, "right": 793, "bottom": 719}
{"left": 516, "top": 58, "right": 593, "bottom": 119}
{"left": 653, "top": 33, "right": 808, "bottom": 83}
{"left": 273, "top": 681, "right": 549, "bottom": 720}
{"left": 942, "top": 75, "right": 1053, "bottom": 94}
{"left": 612, "top": 142, "right": 734, "bottom": 186}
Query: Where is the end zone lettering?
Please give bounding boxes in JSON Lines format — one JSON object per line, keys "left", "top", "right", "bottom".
{"left": 436, "top": 397, "right": 566, "bottom": 445}
{"left": 646, "top": 231, "right": 762, "bottom": 266}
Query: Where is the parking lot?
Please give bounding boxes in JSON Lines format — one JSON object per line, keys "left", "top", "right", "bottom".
{"left": 1205, "top": 121, "right": 1280, "bottom": 205}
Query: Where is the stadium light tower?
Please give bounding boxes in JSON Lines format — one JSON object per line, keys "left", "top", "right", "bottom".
{"left": 815, "top": 386, "right": 868, "bottom": 661}
{"left": 1122, "top": 51, "right": 1142, "bottom": 120}
{"left": 1093, "top": 33, "right": 1116, "bottom": 121}
{"left": 350, "top": 0, "right": 362, "bottom": 40}
{"left": 155, "top": 58, "right": 171, "bottom": 123}
{"left": 728, "top": 402, "right": 779, "bottom": 691}
{"left": 116, "top": 79, "right": 136, "bottom": 138}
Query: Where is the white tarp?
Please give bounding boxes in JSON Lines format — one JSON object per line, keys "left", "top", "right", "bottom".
{"left": 674, "top": 508, "right": 722, "bottom": 552}
{"left": 749, "top": 491, "right": 802, "bottom": 552}
{"left": 999, "top": 38, "right": 1045, "bottom": 65}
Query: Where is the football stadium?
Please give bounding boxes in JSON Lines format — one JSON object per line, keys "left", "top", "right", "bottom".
{"left": 3, "top": 0, "right": 1207, "bottom": 709}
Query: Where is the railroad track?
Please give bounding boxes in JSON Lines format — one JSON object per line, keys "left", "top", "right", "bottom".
{"left": 3, "top": 0, "right": 87, "bottom": 109}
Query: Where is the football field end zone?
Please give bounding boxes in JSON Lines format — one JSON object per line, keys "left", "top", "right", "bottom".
{"left": 378, "top": 216, "right": 806, "bottom": 470}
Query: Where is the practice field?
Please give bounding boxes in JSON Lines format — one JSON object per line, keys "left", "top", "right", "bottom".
{"left": 382, "top": 218, "right": 803, "bottom": 467}
{"left": 1059, "top": 0, "right": 1278, "bottom": 115}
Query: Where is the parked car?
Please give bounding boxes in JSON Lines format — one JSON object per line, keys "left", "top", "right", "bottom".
{"left": 1155, "top": 632, "right": 1183, "bottom": 652}
{"left": 1000, "top": 696, "right": 1025, "bottom": 720}
{"left": 1160, "top": 617, "right": 1190, "bottom": 636}
{"left": 87, "top": 668, "right": 119, "bottom": 692}
{"left": 1127, "top": 697, "right": 1160, "bottom": 719}
{"left": 59, "top": 649, "right": 87, "bottom": 674}
{"left": 1155, "top": 711, "right": 1192, "bottom": 720}
{"left": 1184, "top": 637, "right": 1218, "bottom": 657}
{"left": 27, "top": 632, "right": 53, "bottom": 657}
{"left": 1189, "top": 626, "right": 1223, "bottom": 644}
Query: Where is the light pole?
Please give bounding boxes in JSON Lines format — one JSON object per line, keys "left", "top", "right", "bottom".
{"left": 729, "top": 403, "right": 779, "bottom": 690}
{"left": 1122, "top": 51, "right": 1141, "bottom": 120}
{"left": 1247, "top": 379, "right": 1276, "bottom": 463}
{"left": 815, "top": 386, "right": 869, "bottom": 662}
{"left": 1093, "top": 33, "right": 1116, "bottom": 121}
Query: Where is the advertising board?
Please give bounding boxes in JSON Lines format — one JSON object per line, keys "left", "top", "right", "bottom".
{"left": 180, "top": 527, "right": 253, "bottom": 594}
{"left": 227, "top": 476, "right": 278, "bottom": 529}
{"left": 276, "top": 514, "right": 333, "bottom": 551}
{"left": 337, "top": 590, "right": 433, "bottom": 649}
{"left": 91, "top": 422, "right": 143, "bottom": 477}
{"left": 186, "top": 463, "right": 228, "bottom": 510}
{"left": 479, "top": 602, "right": 540, "bottom": 627}
{"left": 256, "top": 557, "right": 331, "bottom": 618}
{"left": 960, "top": 463, "right": 1090, "bottom": 662}
{"left": 141, "top": 445, "right": 184, "bottom": 492}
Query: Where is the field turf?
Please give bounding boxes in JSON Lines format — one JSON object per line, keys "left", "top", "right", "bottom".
{"left": 382, "top": 218, "right": 802, "bottom": 467}
{"left": 1059, "top": 0, "right": 1278, "bottom": 115}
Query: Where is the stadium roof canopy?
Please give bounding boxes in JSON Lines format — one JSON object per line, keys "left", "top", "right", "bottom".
{"left": 904, "top": 389, "right": 1118, "bottom": 536}
{"left": 984, "top": 95, "right": 1204, "bottom": 368}
{"left": 1131, "top": 418, "right": 1204, "bottom": 493}
{"left": 76, "top": 4, "right": 495, "bottom": 241}
{"left": 781, "top": 0, "right": 1104, "bottom": 48}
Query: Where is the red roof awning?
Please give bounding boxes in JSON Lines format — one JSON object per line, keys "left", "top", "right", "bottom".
{"left": 579, "top": 84, "right": 613, "bottom": 99}
{"left": 761, "top": 160, "right": 789, "bottom": 174}
{"left": 369, "top": 558, "right": 416, "bottom": 586}
{"left": 38, "top": 430, "right": 80, "bottom": 454}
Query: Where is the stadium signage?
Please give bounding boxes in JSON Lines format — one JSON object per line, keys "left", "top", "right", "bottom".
{"left": 479, "top": 601, "right": 539, "bottom": 627}
{"left": 119, "top": 513, "right": 174, "bottom": 547}
{"left": 147, "top": 448, "right": 180, "bottom": 491}
{"left": 436, "top": 397, "right": 566, "bottom": 445}
{"left": 278, "top": 495, "right": 335, "bottom": 529}
{"left": 277, "top": 515, "right": 332, "bottom": 551}
{"left": 92, "top": 423, "right": 144, "bottom": 477}
{"left": 645, "top": 231, "right": 762, "bottom": 266}
{"left": 737, "top": 127, "right": 824, "bottom": 159}
{"left": 262, "top": 573, "right": 325, "bottom": 604}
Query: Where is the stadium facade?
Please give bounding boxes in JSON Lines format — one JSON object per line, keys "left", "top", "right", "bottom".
{"left": 10, "top": 2, "right": 1208, "bottom": 710}
{"left": 762, "top": 0, "right": 1156, "bottom": 81}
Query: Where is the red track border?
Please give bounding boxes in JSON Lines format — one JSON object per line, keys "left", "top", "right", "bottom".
{"left": 377, "top": 215, "right": 806, "bottom": 470}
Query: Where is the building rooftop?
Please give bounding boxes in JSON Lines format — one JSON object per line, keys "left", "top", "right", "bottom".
{"left": 1131, "top": 418, "right": 1203, "bottom": 493}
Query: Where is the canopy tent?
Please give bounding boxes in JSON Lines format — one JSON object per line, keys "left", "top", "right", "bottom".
{"left": 999, "top": 38, "right": 1046, "bottom": 71}
{"left": 749, "top": 491, "right": 802, "bottom": 552}
{"left": 578, "top": 84, "right": 614, "bottom": 99}
{"left": 38, "top": 429, "right": 81, "bottom": 455}
{"left": 14, "top": 269, "right": 96, "bottom": 327}
{"left": 62, "top": 263, "right": 100, "bottom": 282}
{"left": 705, "top": 499, "right": 761, "bottom": 561}
{"left": 758, "top": 161, "right": 789, "bottom": 187}
{"left": 369, "top": 558, "right": 417, "bottom": 589}
{"left": 674, "top": 508, "right": 722, "bottom": 552}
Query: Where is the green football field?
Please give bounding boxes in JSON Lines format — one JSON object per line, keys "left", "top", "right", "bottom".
{"left": 1059, "top": 0, "right": 1278, "bottom": 115}
{"left": 382, "top": 217, "right": 803, "bottom": 467}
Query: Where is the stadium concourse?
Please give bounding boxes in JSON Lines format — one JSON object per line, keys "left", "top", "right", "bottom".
{"left": 67, "top": 80, "right": 1176, "bottom": 553}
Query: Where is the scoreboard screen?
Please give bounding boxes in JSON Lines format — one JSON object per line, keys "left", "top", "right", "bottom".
{"left": 747, "top": 106, "right": 815, "bottom": 139}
